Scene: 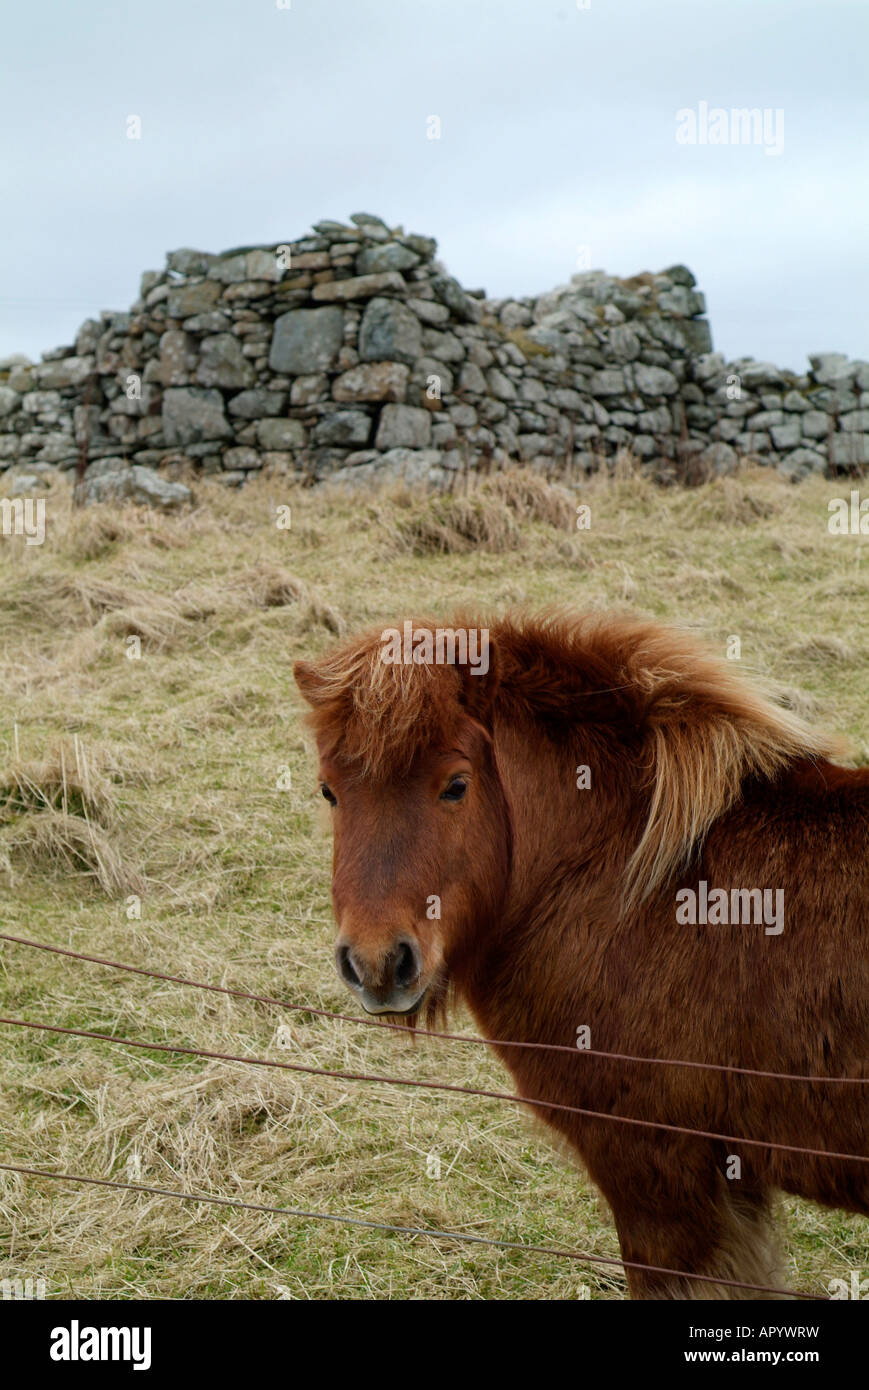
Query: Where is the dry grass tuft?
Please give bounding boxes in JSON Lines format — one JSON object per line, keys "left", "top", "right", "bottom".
{"left": 0, "top": 745, "right": 115, "bottom": 826}
{"left": 60, "top": 509, "right": 139, "bottom": 563}
{"left": 56, "top": 503, "right": 196, "bottom": 564}
{"left": 300, "top": 594, "right": 346, "bottom": 636}
{"left": 485, "top": 467, "right": 575, "bottom": 528}
{"left": 696, "top": 477, "right": 781, "bottom": 526}
{"left": 225, "top": 563, "right": 345, "bottom": 632}
{"left": 97, "top": 603, "right": 192, "bottom": 652}
{"left": 393, "top": 469, "right": 574, "bottom": 555}
{"left": 788, "top": 634, "right": 857, "bottom": 664}
{"left": 395, "top": 492, "right": 521, "bottom": 554}
{"left": 230, "top": 564, "right": 308, "bottom": 609}
{"left": 0, "top": 737, "right": 142, "bottom": 895}
{"left": 0, "top": 809, "right": 140, "bottom": 895}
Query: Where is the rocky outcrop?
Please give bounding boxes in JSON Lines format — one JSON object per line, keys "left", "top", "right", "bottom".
{"left": 1, "top": 212, "right": 866, "bottom": 491}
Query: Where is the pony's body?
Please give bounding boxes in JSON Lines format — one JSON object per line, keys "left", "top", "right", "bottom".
{"left": 295, "top": 612, "right": 869, "bottom": 1298}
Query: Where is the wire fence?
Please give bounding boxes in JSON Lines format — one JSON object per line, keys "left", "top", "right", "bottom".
{"left": 2, "top": 1013, "right": 866, "bottom": 1165}
{"left": 0, "top": 1161, "right": 821, "bottom": 1301}
{"left": 3, "top": 932, "right": 866, "bottom": 1084}
{"left": 2, "top": 931, "right": 866, "bottom": 1300}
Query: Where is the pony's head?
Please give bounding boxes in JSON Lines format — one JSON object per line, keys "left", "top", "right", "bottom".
{"left": 294, "top": 620, "right": 510, "bottom": 1019}
{"left": 296, "top": 607, "right": 842, "bottom": 1018}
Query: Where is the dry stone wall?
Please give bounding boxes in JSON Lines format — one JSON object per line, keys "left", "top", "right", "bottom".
{"left": 1, "top": 212, "right": 867, "bottom": 498}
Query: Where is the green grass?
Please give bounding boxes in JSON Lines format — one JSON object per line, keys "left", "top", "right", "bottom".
{"left": 0, "top": 462, "right": 867, "bottom": 1299}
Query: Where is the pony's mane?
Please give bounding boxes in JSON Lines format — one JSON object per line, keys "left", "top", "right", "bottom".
{"left": 294, "top": 609, "right": 841, "bottom": 906}
{"left": 494, "top": 611, "right": 841, "bottom": 906}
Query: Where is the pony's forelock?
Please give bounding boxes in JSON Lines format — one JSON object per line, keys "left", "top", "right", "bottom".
{"left": 294, "top": 620, "right": 469, "bottom": 778}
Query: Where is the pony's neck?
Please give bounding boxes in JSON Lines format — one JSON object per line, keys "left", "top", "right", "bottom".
{"left": 496, "top": 709, "right": 637, "bottom": 912}
{"left": 451, "top": 707, "right": 641, "bottom": 1042}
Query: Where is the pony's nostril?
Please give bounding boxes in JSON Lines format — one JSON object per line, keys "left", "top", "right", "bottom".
{"left": 394, "top": 939, "right": 420, "bottom": 990}
{"left": 336, "top": 944, "right": 362, "bottom": 989}
{"left": 337, "top": 938, "right": 421, "bottom": 1003}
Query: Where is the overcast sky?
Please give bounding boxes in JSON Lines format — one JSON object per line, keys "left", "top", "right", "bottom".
{"left": 2, "top": 0, "right": 866, "bottom": 370}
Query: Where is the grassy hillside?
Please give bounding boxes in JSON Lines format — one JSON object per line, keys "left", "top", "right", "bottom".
{"left": 1, "top": 462, "right": 867, "bottom": 1300}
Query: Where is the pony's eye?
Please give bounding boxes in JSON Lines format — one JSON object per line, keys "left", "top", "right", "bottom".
{"left": 441, "top": 776, "right": 468, "bottom": 803}
{"left": 321, "top": 783, "right": 337, "bottom": 806}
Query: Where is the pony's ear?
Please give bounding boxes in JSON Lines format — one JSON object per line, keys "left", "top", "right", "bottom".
{"left": 457, "top": 630, "right": 499, "bottom": 730}
{"left": 294, "top": 659, "right": 328, "bottom": 707}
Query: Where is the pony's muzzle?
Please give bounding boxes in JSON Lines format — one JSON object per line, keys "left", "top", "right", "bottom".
{"left": 335, "top": 935, "right": 425, "bottom": 1014}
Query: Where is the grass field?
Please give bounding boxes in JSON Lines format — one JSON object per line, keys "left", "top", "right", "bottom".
{"left": 1, "top": 461, "right": 867, "bottom": 1300}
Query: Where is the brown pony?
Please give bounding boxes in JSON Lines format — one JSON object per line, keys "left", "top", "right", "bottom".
{"left": 294, "top": 611, "right": 869, "bottom": 1299}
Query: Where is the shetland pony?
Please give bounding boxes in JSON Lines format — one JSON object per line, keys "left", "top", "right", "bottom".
{"left": 294, "top": 612, "right": 869, "bottom": 1298}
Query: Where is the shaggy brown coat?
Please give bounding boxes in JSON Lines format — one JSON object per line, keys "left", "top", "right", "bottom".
{"left": 295, "top": 612, "right": 868, "bottom": 1298}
